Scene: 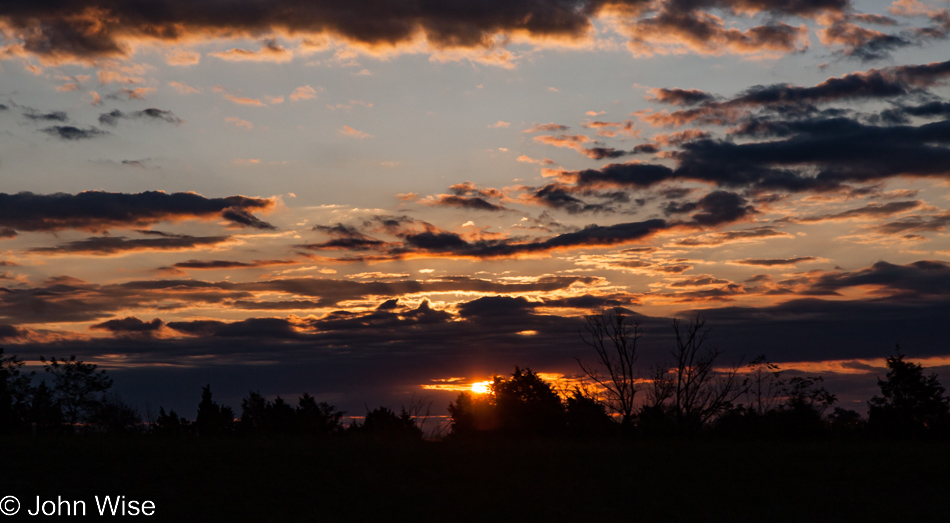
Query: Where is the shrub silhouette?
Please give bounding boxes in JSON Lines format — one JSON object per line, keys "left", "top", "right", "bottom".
{"left": 351, "top": 406, "right": 422, "bottom": 440}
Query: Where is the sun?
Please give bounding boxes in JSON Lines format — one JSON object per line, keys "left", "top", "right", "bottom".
{"left": 470, "top": 381, "right": 491, "bottom": 394}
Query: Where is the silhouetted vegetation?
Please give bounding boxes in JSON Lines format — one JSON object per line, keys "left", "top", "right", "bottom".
{"left": 868, "top": 347, "right": 950, "bottom": 437}
{"left": 2, "top": 329, "right": 950, "bottom": 444}
{"left": 2, "top": 340, "right": 950, "bottom": 520}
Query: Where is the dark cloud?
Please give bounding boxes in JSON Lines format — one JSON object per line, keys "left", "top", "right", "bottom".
{"left": 221, "top": 208, "right": 276, "bottom": 229}
{"left": 303, "top": 223, "right": 389, "bottom": 251}
{"left": 0, "top": 229, "right": 16, "bottom": 239}
{"left": 639, "top": 59, "right": 950, "bottom": 130}
{"left": 526, "top": 183, "right": 613, "bottom": 214}
{"left": 673, "top": 226, "right": 791, "bottom": 246}
{"left": 819, "top": 18, "right": 915, "bottom": 62}
{"left": 524, "top": 123, "right": 570, "bottom": 133}
{"left": 41, "top": 125, "right": 107, "bottom": 140}
{"left": 804, "top": 260, "right": 950, "bottom": 298}
{"left": 457, "top": 296, "right": 536, "bottom": 318}
{"left": 99, "top": 108, "right": 183, "bottom": 126}
{"left": 0, "top": 0, "right": 855, "bottom": 64}
{"left": 665, "top": 191, "right": 757, "bottom": 226}
{"left": 90, "top": 316, "right": 163, "bottom": 336}
{"left": 0, "top": 273, "right": 600, "bottom": 325}
{"left": 0, "top": 324, "right": 25, "bottom": 340}
{"left": 0, "top": 191, "right": 273, "bottom": 233}
{"left": 423, "top": 195, "right": 507, "bottom": 211}
{"left": 794, "top": 200, "right": 922, "bottom": 222}
{"left": 733, "top": 256, "right": 817, "bottom": 266}
{"left": 171, "top": 259, "right": 297, "bottom": 269}
{"left": 24, "top": 110, "right": 68, "bottom": 122}
{"left": 98, "top": 109, "right": 124, "bottom": 126}
{"left": 873, "top": 212, "right": 950, "bottom": 235}
{"left": 29, "top": 234, "right": 230, "bottom": 255}
{"left": 647, "top": 87, "right": 715, "bottom": 106}
{"left": 669, "top": 276, "right": 731, "bottom": 287}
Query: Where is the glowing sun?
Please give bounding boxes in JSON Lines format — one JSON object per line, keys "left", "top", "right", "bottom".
{"left": 470, "top": 381, "right": 491, "bottom": 394}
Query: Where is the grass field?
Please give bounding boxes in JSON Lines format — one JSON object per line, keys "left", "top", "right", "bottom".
{"left": 2, "top": 436, "right": 948, "bottom": 521}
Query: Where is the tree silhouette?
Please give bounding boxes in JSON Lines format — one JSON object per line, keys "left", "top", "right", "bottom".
{"left": 492, "top": 366, "right": 565, "bottom": 436}
{"left": 296, "top": 393, "right": 344, "bottom": 435}
{"left": 27, "top": 381, "right": 63, "bottom": 433}
{"left": 576, "top": 308, "right": 641, "bottom": 426}
{"left": 565, "top": 388, "right": 616, "bottom": 437}
{"left": 646, "top": 318, "right": 745, "bottom": 432}
{"left": 195, "top": 385, "right": 234, "bottom": 435}
{"left": 154, "top": 407, "right": 189, "bottom": 436}
{"left": 0, "top": 348, "right": 32, "bottom": 432}
{"left": 89, "top": 393, "right": 142, "bottom": 435}
{"left": 353, "top": 406, "right": 423, "bottom": 440}
{"left": 868, "top": 348, "right": 950, "bottom": 435}
{"left": 41, "top": 355, "right": 113, "bottom": 429}
{"left": 448, "top": 390, "right": 498, "bottom": 437}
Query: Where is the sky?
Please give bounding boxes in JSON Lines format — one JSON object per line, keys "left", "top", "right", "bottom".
{"left": 1, "top": 0, "right": 949, "bottom": 418}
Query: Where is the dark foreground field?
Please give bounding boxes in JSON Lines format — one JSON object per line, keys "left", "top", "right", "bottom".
{"left": 2, "top": 436, "right": 948, "bottom": 521}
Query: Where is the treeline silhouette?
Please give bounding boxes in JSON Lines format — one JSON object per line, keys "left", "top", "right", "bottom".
{"left": 1, "top": 309, "right": 948, "bottom": 440}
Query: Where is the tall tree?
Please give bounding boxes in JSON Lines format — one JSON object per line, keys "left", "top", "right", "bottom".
{"left": 41, "top": 355, "right": 113, "bottom": 428}
{"left": 576, "top": 308, "right": 641, "bottom": 426}
{"left": 648, "top": 318, "right": 745, "bottom": 431}
{"left": 195, "top": 385, "right": 234, "bottom": 435}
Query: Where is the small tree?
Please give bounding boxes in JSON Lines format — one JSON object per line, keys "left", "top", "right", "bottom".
{"left": 868, "top": 348, "right": 950, "bottom": 435}
{"left": 41, "top": 355, "right": 113, "bottom": 428}
{"left": 576, "top": 308, "right": 641, "bottom": 426}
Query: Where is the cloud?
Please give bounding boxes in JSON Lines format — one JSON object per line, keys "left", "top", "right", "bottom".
{"left": 165, "top": 49, "right": 200, "bottom": 66}
{"left": 109, "top": 87, "right": 156, "bottom": 100}
{"left": 420, "top": 195, "right": 508, "bottom": 212}
{"left": 803, "top": 260, "right": 950, "bottom": 298}
{"left": 90, "top": 316, "right": 163, "bottom": 336}
{"left": 169, "top": 81, "right": 200, "bottom": 94}
{"left": 29, "top": 234, "right": 231, "bottom": 255}
{"left": 221, "top": 208, "right": 277, "bottom": 229}
{"left": 41, "top": 126, "right": 107, "bottom": 140}
{"left": 664, "top": 191, "right": 758, "bottom": 226}
{"left": 0, "top": 0, "right": 852, "bottom": 66}
{"left": 171, "top": 259, "right": 297, "bottom": 269}
{"left": 225, "top": 117, "right": 253, "bottom": 130}
{"left": 23, "top": 110, "right": 68, "bottom": 122}
{"left": 98, "top": 108, "right": 182, "bottom": 126}
{"left": 224, "top": 94, "right": 265, "bottom": 106}
{"left": 793, "top": 200, "right": 922, "bottom": 223}
{"left": 533, "top": 134, "right": 628, "bottom": 159}
{"left": 488, "top": 120, "right": 511, "bottom": 128}
{"left": 209, "top": 39, "right": 292, "bottom": 62}
{"left": 0, "top": 191, "right": 273, "bottom": 233}
{"left": 732, "top": 256, "right": 818, "bottom": 266}
{"left": 524, "top": 123, "right": 569, "bottom": 133}
{"left": 340, "top": 125, "right": 372, "bottom": 138}
{"left": 646, "top": 87, "right": 716, "bottom": 106}
{"left": 290, "top": 85, "right": 318, "bottom": 101}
